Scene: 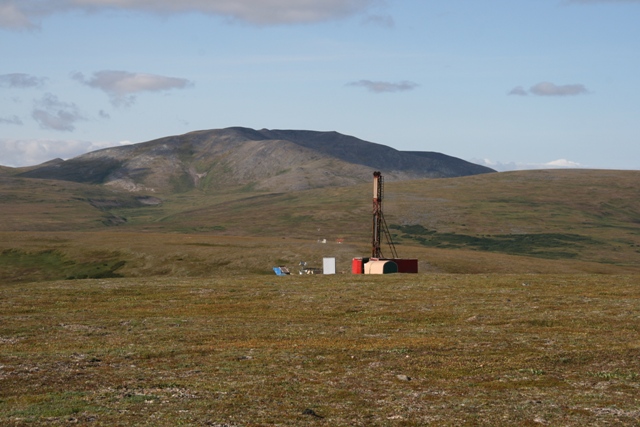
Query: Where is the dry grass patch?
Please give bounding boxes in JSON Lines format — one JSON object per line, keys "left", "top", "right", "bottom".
{"left": 1, "top": 274, "right": 639, "bottom": 426}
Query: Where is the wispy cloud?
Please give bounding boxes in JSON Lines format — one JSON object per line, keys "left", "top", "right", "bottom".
{"left": 546, "top": 159, "right": 583, "bottom": 168}
{"left": 530, "top": 82, "right": 589, "bottom": 96}
{"left": 31, "top": 93, "right": 84, "bottom": 132}
{"left": 474, "top": 158, "right": 585, "bottom": 172}
{"left": 509, "top": 82, "right": 589, "bottom": 97}
{"left": 0, "top": 115, "right": 23, "bottom": 125}
{"left": 362, "top": 14, "right": 394, "bottom": 28}
{"left": 0, "top": 138, "right": 123, "bottom": 167}
{"left": 348, "top": 80, "right": 419, "bottom": 93}
{"left": 0, "top": 0, "right": 377, "bottom": 30}
{"left": 72, "top": 70, "right": 193, "bottom": 107}
{"left": 0, "top": 73, "right": 46, "bottom": 88}
{"left": 508, "top": 86, "right": 529, "bottom": 96}
{"left": 0, "top": 2, "right": 35, "bottom": 29}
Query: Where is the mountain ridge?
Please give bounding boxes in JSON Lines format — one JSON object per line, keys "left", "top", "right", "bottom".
{"left": 15, "top": 127, "right": 495, "bottom": 193}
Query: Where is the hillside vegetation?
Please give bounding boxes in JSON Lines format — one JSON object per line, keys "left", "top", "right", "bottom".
{"left": 1, "top": 168, "right": 639, "bottom": 280}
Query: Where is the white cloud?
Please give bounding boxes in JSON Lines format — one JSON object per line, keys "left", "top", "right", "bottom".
{"left": 31, "top": 93, "right": 85, "bottom": 132}
{"left": 474, "top": 158, "right": 586, "bottom": 172}
{"left": 0, "top": 0, "right": 377, "bottom": 30}
{"left": 73, "top": 70, "right": 193, "bottom": 107}
{"left": 0, "top": 138, "right": 119, "bottom": 167}
{"left": 546, "top": 159, "right": 583, "bottom": 168}
{"left": 530, "top": 82, "right": 589, "bottom": 96}
{"left": 509, "top": 82, "right": 589, "bottom": 97}
{"left": 0, "top": 73, "right": 46, "bottom": 88}
{"left": 508, "top": 86, "right": 528, "bottom": 96}
{"left": 0, "top": 2, "right": 34, "bottom": 29}
{"left": 347, "top": 79, "right": 419, "bottom": 93}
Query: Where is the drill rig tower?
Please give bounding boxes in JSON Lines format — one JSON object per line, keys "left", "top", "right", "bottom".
{"left": 352, "top": 171, "right": 418, "bottom": 274}
{"left": 372, "top": 171, "right": 398, "bottom": 259}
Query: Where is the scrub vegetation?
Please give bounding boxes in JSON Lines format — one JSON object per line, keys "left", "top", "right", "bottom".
{"left": 1, "top": 168, "right": 640, "bottom": 425}
{"left": 1, "top": 275, "right": 639, "bottom": 426}
{"left": 391, "top": 224, "right": 599, "bottom": 259}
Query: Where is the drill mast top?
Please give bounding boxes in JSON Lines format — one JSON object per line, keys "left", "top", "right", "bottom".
{"left": 372, "top": 171, "right": 398, "bottom": 259}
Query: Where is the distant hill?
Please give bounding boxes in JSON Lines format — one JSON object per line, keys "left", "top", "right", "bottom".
{"left": 16, "top": 127, "right": 494, "bottom": 193}
{"left": 2, "top": 168, "right": 640, "bottom": 276}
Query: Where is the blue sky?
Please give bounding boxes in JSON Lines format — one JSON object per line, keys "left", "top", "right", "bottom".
{"left": 1, "top": 0, "right": 639, "bottom": 171}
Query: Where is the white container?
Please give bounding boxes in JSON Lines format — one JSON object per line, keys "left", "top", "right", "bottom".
{"left": 323, "top": 257, "right": 336, "bottom": 275}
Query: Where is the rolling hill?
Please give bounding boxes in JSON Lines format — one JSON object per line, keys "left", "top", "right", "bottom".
{"left": 1, "top": 161, "right": 639, "bottom": 278}
{"left": 1, "top": 127, "right": 639, "bottom": 277}
{"left": 14, "top": 127, "right": 494, "bottom": 193}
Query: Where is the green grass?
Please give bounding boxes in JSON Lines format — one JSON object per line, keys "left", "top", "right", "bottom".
{"left": 0, "top": 249, "right": 125, "bottom": 282}
{"left": 391, "top": 224, "right": 600, "bottom": 259}
{"left": 1, "top": 274, "right": 639, "bottom": 426}
{"left": 3, "top": 169, "right": 640, "bottom": 269}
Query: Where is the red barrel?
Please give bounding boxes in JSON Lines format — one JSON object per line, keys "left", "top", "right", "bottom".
{"left": 351, "top": 258, "right": 364, "bottom": 274}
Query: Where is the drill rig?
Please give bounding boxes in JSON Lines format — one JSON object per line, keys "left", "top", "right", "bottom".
{"left": 371, "top": 171, "right": 398, "bottom": 259}
{"left": 352, "top": 171, "right": 418, "bottom": 274}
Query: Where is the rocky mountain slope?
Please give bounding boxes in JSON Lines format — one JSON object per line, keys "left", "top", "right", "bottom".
{"left": 16, "top": 127, "right": 494, "bottom": 193}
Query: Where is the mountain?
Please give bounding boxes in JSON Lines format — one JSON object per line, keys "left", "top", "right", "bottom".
{"left": 16, "top": 127, "right": 494, "bottom": 193}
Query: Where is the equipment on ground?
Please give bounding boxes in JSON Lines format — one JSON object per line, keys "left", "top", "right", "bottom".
{"left": 353, "top": 171, "right": 418, "bottom": 274}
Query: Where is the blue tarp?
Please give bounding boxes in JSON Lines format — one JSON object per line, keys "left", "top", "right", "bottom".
{"left": 273, "top": 267, "right": 290, "bottom": 276}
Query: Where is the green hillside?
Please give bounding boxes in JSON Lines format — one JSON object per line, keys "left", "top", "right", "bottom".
{"left": 1, "top": 168, "right": 639, "bottom": 280}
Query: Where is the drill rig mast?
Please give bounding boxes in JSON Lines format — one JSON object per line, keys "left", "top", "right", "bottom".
{"left": 372, "top": 171, "right": 398, "bottom": 259}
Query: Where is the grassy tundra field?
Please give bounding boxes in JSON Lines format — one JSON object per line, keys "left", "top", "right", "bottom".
{"left": 1, "top": 275, "right": 639, "bottom": 426}
{"left": 1, "top": 169, "right": 640, "bottom": 425}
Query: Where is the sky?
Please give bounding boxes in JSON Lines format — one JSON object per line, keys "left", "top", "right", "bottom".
{"left": 1, "top": 0, "right": 639, "bottom": 171}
